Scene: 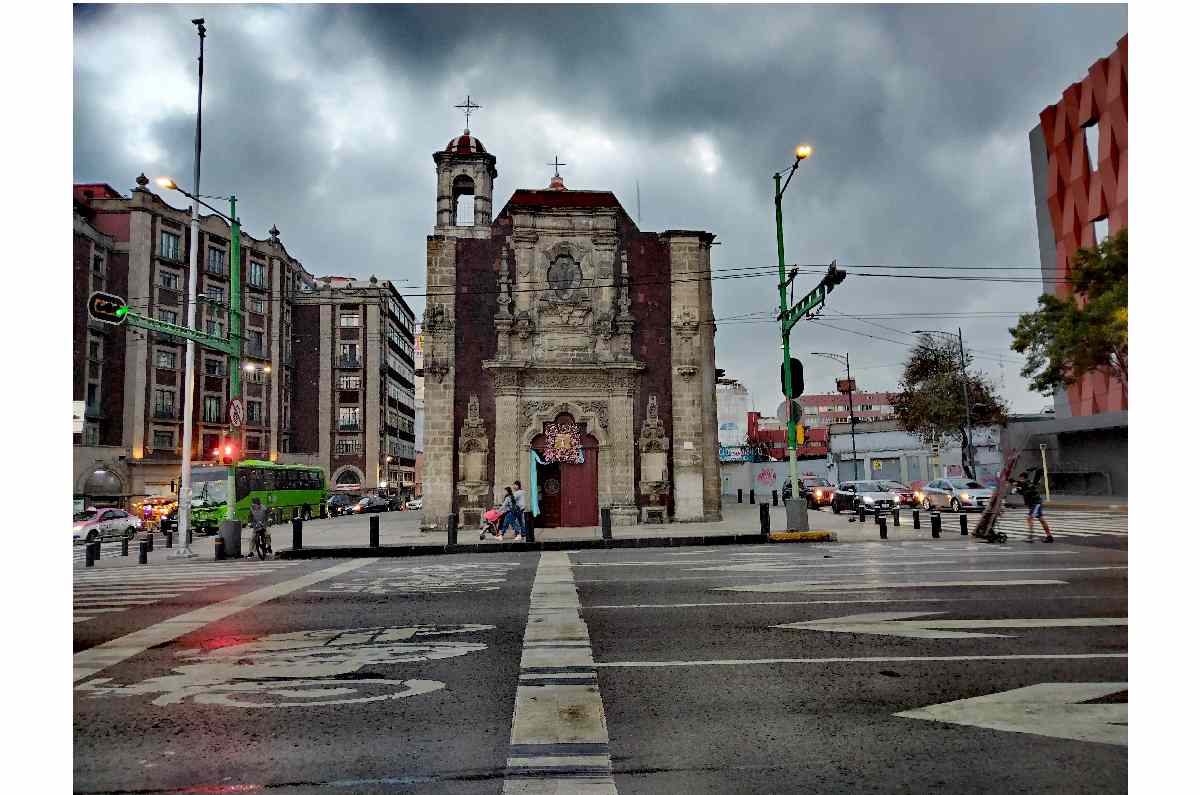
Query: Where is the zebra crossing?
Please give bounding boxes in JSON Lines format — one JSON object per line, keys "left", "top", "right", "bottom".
{"left": 73, "top": 560, "right": 300, "bottom": 623}
{"left": 994, "top": 510, "right": 1127, "bottom": 540}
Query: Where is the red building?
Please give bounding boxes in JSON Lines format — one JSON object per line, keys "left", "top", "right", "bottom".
{"left": 747, "top": 412, "right": 829, "bottom": 461}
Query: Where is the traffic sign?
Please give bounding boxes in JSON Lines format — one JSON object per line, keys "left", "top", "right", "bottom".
{"left": 87, "top": 291, "right": 129, "bottom": 324}
{"left": 228, "top": 398, "right": 245, "bottom": 428}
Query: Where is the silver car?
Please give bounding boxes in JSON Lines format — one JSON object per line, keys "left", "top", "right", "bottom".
{"left": 921, "top": 478, "right": 995, "bottom": 512}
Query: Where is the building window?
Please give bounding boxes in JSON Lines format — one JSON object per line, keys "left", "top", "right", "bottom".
{"left": 247, "top": 400, "right": 262, "bottom": 425}
{"left": 1094, "top": 216, "right": 1109, "bottom": 244}
{"left": 83, "top": 424, "right": 100, "bottom": 446}
{"left": 204, "top": 358, "right": 224, "bottom": 377}
{"left": 338, "top": 406, "right": 361, "bottom": 430}
{"left": 159, "top": 270, "right": 179, "bottom": 290}
{"left": 159, "top": 230, "right": 181, "bottom": 261}
{"left": 206, "top": 247, "right": 226, "bottom": 275}
{"left": 246, "top": 435, "right": 262, "bottom": 451}
{"left": 205, "top": 319, "right": 224, "bottom": 338}
{"left": 339, "top": 343, "right": 359, "bottom": 366}
{"left": 858, "top": 404, "right": 873, "bottom": 412}
{"left": 203, "top": 396, "right": 222, "bottom": 423}
{"left": 249, "top": 260, "right": 266, "bottom": 288}
{"left": 250, "top": 298, "right": 265, "bottom": 314}
{"left": 339, "top": 374, "right": 361, "bottom": 390}
{"left": 86, "top": 382, "right": 99, "bottom": 410}
{"left": 159, "top": 309, "right": 178, "bottom": 326}
{"left": 206, "top": 285, "right": 225, "bottom": 304}
{"left": 153, "top": 389, "right": 175, "bottom": 419}
{"left": 1082, "top": 121, "right": 1099, "bottom": 172}
{"left": 156, "top": 350, "right": 177, "bottom": 369}
{"left": 335, "top": 437, "right": 362, "bottom": 455}
{"left": 247, "top": 330, "right": 264, "bottom": 356}
{"left": 88, "top": 339, "right": 101, "bottom": 360}
{"left": 202, "top": 433, "right": 218, "bottom": 455}
{"left": 340, "top": 313, "right": 360, "bottom": 327}
{"left": 152, "top": 430, "right": 174, "bottom": 450}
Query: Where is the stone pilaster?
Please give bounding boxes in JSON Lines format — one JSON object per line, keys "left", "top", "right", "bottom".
{"left": 491, "top": 368, "right": 521, "bottom": 500}
{"left": 420, "top": 236, "right": 458, "bottom": 531}
{"left": 697, "top": 240, "right": 722, "bottom": 520}
{"left": 607, "top": 371, "right": 639, "bottom": 524}
{"left": 365, "top": 301, "right": 382, "bottom": 487}
{"left": 124, "top": 204, "right": 153, "bottom": 457}
{"left": 317, "top": 304, "right": 332, "bottom": 475}
{"left": 665, "top": 233, "right": 707, "bottom": 521}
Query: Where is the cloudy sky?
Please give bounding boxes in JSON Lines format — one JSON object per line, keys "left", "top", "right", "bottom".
{"left": 73, "top": 3, "right": 1127, "bottom": 415}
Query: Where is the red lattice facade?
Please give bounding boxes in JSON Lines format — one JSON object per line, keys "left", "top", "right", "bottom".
{"left": 1037, "top": 34, "right": 1127, "bottom": 416}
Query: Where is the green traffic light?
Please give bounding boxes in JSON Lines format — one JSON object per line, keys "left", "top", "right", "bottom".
{"left": 115, "top": 306, "right": 128, "bottom": 318}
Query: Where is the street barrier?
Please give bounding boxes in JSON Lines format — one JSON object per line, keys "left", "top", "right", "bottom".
{"left": 601, "top": 508, "right": 613, "bottom": 540}
{"left": 292, "top": 517, "right": 303, "bottom": 550}
{"left": 759, "top": 502, "right": 770, "bottom": 534}
{"left": 913, "top": 510, "right": 921, "bottom": 530}
{"left": 138, "top": 540, "right": 148, "bottom": 564}
{"left": 214, "top": 536, "right": 226, "bottom": 561}
{"left": 369, "top": 515, "right": 380, "bottom": 548}
{"left": 960, "top": 514, "right": 969, "bottom": 535}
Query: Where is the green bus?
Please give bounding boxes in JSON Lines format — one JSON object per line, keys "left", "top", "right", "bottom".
{"left": 189, "top": 461, "right": 327, "bottom": 533}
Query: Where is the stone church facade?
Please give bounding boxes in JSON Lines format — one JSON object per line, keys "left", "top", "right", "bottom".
{"left": 420, "top": 129, "right": 721, "bottom": 530}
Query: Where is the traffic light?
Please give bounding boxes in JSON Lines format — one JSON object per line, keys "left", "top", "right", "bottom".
{"left": 821, "top": 260, "right": 847, "bottom": 293}
{"left": 87, "top": 291, "right": 129, "bottom": 324}
{"left": 220, "top": 437, "right": 239, "bottom": 465}
{"left": 781, "top": 357, "right": 804, "bottom": 398}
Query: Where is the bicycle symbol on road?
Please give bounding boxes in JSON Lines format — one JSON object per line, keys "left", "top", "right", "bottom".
{"left": 76, "top": 624, "right": 492, "bottom": 708}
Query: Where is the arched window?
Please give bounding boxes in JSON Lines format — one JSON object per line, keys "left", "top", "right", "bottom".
{"left": 335, "top": 469, "right": 362, "bottom": 486}
{"left": 83, "top": 468, "right": 122, "bottom": 496}
{"left": 453, "top": 175, "right": 475, "bottom": 226}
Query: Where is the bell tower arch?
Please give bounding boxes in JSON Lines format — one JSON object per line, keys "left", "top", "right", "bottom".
{"left": 433, "top": 131, "right": 497, "bottom": 239}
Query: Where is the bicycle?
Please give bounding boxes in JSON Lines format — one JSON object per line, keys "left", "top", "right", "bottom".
{"left": 250, "top": 521, "right": 272, "bottom": 560}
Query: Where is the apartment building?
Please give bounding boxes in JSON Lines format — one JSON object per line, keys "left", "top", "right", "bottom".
{"left": 73, "top": 176, "right": 315, "bottom": 502}
{"left": 290, "top": 276, "right": 418, "bottom": 497}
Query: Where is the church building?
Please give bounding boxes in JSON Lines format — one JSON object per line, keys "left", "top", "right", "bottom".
{"left": 420, "top": 120, "right": 722, "bottom": 530}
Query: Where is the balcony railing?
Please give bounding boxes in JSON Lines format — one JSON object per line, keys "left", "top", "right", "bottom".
{"left": 152, "top": 408, "right": 178, "bottom": 420}
{"left": 338, "top": 357, "right": 361, "bottom": 369}
{"left": 337, "top": 422, "right": 362, "bottom": 432}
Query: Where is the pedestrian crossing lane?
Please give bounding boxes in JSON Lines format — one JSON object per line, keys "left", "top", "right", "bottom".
{"left": 995, "top": 511, "right": 1126, "bottom": 538}
{"left": 73, "top": 561, "right": 299, "bottom": 623}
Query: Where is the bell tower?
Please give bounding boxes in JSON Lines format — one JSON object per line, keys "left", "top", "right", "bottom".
{"left": 433, "top": 97, "right": 497, "bottom": 239}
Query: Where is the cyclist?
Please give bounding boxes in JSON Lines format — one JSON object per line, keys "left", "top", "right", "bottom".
{"left": 249, "top": 497, "right": 272, "bottom": 557}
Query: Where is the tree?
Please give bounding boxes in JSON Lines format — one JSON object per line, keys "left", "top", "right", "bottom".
{"left": 892, "top": 335, "right": 1008, "bottom": 477}
{"left": 1010, "top": 229, "right": 1128, "bottom": 396}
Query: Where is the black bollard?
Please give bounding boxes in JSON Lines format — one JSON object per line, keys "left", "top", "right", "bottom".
{"left": 138, "top": 540, "right": 148, "bottom": 564}
{"left": 369, "top": 515, "right": 380, "bottom": 548}
{"left": 759, "top": 502, "right": 770, "bottom": 534}
{"left": 931, "top": 512, "right": 942, "bottom": 537}
{"left": 526, "top": 516, "right": 536, "bottom": 544}
{"left": 856, "top": 505, "right": 866, "bottom": 524}
{"left": 121, "top": 536, "right": 129, "bottom": 557}
{"left": 292, "top": 517, "right": 303, "bottom": 550}
{"left": 737, "top": 488, "right": 743, "bottom": 504}
{"left": 145, "top": 532, "right": 154, "bottom": 552}
{"left": 447, "top": 513, "right": 458, "bottom": 546}
{"left": 750, "top": 489, "right": 756, "bottom": 504}
{"left": 84, "top": 542, "right": 95, "bottom": 567}
{"left": 772, "top": 490, "right": 779, "bottom": 507}
{"left": 960, "top": 514, "right": 969, "bottom": 536}
{"left": 878, "top": 516, "right": 888, "bottom": 539}
{"left": 214, "top": 536, "right": 226, "bottom": 560}
{"left": 913, "top": 510, "right": 921, "bottom": 530}
{"left": 601, "top": 507, "right": 612, "bottom": 540}
{"left": 165, "top": 531, "right": 173, "bottom": 549}
{"left": 893, "top": 507, "right": 901, "bottom": 526}
{"left": 320, "top": 501, "right": 327, "bottom": 519}
{"left": 293, "top": 507, "right": 299, "bottom": 520}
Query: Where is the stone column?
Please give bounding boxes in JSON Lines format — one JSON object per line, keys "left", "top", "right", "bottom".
{"left": 492, "top": 369, "right": 521, "bottom": 500}
{"left": 124, "top": 203, "right": 153, "bottom": 458}
{"left": 365, "top": 302, "right": 382, "bottom": 487}
{"left": 697, "top": 241, "right": 722, "bottom": 520}
{"left": 607, "top": 372, "right": 639, "bottom": 525}
{"left": 317, "top": 304, "right": 332, "bottom": 475}
{"left": 420, "top": 236, "right": 458, "bottom": 531}
{"left": 666, "top": 233, "right": 707, "bottom": 521}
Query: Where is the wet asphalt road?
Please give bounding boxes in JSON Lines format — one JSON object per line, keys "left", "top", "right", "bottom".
{"left": 74, "top": 534, "right": 1127, "bottom": 793}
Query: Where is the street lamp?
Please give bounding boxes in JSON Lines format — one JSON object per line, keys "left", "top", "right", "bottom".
{"left": 913, "top": 328, "right": 975, "bottom": 479}
{"left": 774, "top": 144, "right": 813, "bottom": 505}
{"left": 811, "top": 351, "right": 859, "bottom": 480}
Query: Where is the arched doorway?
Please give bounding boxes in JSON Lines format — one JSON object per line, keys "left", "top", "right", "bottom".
{"left": 81, "top": 466, "right": 125, "bottom": 507}
{"left": 531, "top": 412, "right": 599, "bottom": 527}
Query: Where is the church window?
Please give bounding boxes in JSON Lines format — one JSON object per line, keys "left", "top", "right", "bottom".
{"left": 453, "top": 174, "right": 475, "bottom": 226}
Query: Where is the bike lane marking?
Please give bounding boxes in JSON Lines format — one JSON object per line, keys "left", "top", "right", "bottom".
{"left": 73, "top": 558, "right": 374, "bottom": 683}
{"left": 503, "top": 551, "right": 616, "bottom": 794}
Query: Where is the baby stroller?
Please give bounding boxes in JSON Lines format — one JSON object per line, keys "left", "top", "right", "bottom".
{"left": 479, "top": 507, "right": 504, "bottom": 540}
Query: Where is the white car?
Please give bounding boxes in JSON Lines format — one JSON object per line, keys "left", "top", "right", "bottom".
{"left": 405, "top": 498, "right": 422, "bottom": 511}
{"left": 74, "top": 507, "right": 141, "bottom": 543}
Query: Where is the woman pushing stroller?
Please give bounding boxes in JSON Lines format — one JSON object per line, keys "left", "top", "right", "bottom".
{"left": 479, "top": 486, "right": 524, "bottom": 541}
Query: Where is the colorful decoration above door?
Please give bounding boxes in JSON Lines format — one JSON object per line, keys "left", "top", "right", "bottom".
{"left": 543, "top": 422, "right": 582, "bottom": 463}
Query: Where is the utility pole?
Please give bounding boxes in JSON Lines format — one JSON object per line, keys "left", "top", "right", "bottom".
{"left": 176, "top": 17, "right": 206, "bottom": 558}
{"left": 812, "top": 351, "right": 858, "bottom": 480}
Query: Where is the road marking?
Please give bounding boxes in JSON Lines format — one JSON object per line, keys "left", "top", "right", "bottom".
{"left": 774, "top": 611, "right": 1128, "bottom": 639}
{"left": 504, "top": 552, "right": 615, "bottom": 794}
{"left": 716, "top": 579, "right": 1069, "bottom": 593}
{"left": 895, "top": 682, "right": 1127, "bottom": 745}
{"left": 73, "top": 559, "right": 373, "bottom": 682}
{"left": 307, "top": 561, "right": 520, "bottom": 595}
{"left": 595, "top": 653, "right": 1127, "bottom": 668}
{"left": 585, "top": 595, "right": 1118, "bottom": 610}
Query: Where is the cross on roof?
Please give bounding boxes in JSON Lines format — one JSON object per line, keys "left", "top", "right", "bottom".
{"left": 454, "top": 95, "right": 481, "bottom": 133}
{"left": 547, "top": 155, "right": 566, "bottom": 178}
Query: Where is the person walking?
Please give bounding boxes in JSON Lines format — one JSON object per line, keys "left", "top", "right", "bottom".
{"left": 498, "top": 486, "right": 520, "bottom": 540}
{"left": 1014, "top": 471, "right": 1053, "bottom": 543}
{"left": 512, "top": 480, "right": 527, "bottom": 540}
{"left": 249, "top": 497, "right": 272, "bottom": 554}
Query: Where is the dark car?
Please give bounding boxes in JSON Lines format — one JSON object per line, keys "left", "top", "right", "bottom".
{"left": 782, "top": 477, "right": 835, "bottom": 509}
{"left": 327, "top": 494, "right": 357, "bottom": 517}
{"left": 352, "top": 495, "right": 392, "bottom": 514}
{"left": 880, "top": 480, "right": 918, "bottom": 507}
{"left": 830, "top": 481, "right": 897, "bottom": 514}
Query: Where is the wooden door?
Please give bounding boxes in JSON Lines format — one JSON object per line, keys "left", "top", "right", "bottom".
{"left": 560, "top": 434, "right": 599, "bottom": 527}
{"left": 538, "top": 461, "right": 562, "bottom": 528}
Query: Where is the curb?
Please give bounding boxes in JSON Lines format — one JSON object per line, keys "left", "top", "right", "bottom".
{"left": 768, "top": 531, "right": 838, "bottom": 542}
{"left": 1043, "top": 502, "right": 1127, "bottom": 513}
{"left": 276, "top": 533, "right": 771, "bottom": 559}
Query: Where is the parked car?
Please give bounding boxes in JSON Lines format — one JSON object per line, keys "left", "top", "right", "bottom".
{"left": 327, "top": 494, "right": 357, "bottom": 517}
{"left": 921, "top": 478, "right": 995, "bottom": 512}
{"left": 830, "top": 481, "right": 898, "bottom": 514}
{"left": 880, "top": 480, "right": 918, "bottom": 507}
{"left": 782, "top": 477, "right": 835, "bottom": 509}
{"left": 352, "top": 495, "right": 392, "bottom": 514}
{"left": 406, "top": 498, "right": 423, "bottom": 511}
{"left": 73, "top": 507, "right": 141, "bottom": 543}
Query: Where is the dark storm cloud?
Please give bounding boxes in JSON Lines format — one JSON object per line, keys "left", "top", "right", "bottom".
{"left": 73, "top": 3, "right": 1127, "bottom": 413}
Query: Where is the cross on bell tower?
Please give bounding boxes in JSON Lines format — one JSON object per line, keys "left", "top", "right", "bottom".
{"left": 455, "top": 95, "right": 481, "bottom": 134}
{"left": 547, "top": 155, "right": 567, "bottom": 191}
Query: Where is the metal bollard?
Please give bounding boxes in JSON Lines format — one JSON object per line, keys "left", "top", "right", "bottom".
{"left": 931, "top": 512, "right": 942, "bottom": 537}
{"left": 138, "top": 540, "right": 148, "bottom": 564}
{"left": 601, "top": 507, "right": 612, "bottom": 540}
{"left": 165, "top": 531, "right": 173, "bottom": 549}
{"left": 447, "top": 513, "right": 458, "bottom": 546}
{"left": 960, "top": 514, "right": 969, "bottom": 535}
{"left": 292, "top": 517, "right": 303, "bottom": 550}
{"left": 320, "top": 501, "right": 328, "bottom": 519}
{"left": 526, "top": 517, "right": 536, "bottom": 544}
{"left": 369, "top": 515, "right": 380, "bottom": 548}
{"left": 856, "top": 505, "right": 866, "bottom": 524}
{"left": 750, "top": 489, "right": 756, "bottom": 504}
{"left": 893, "top": 507, "right": 901, "bottom": 526}
{"left": 772, "top": 490, "right": 779, "bottom": 507}
{"left": 913, "top": 510, "right": 921, "bottom": 530}
{"left": 737, "top": 488, "right": 743, "bottom": 504}
{"left": 145, "top": 532, "right": 154, "bottom": 552}
{"left": 84, "top": 542, "right": 95, "bottom": 567}
{"left": 214, "top": 536, "right": 226, "bottom": 560}
{"left": 293, "top": 507, "right": 299, "bottom": 520}
{"left": 121, "top": 536, "right": 129, "bottom": 556}
{"left": 878, "top": 516, "right": 888, "bottom": 539}
{"left": 759, "top": 502, "right": 770, "bottom": 534}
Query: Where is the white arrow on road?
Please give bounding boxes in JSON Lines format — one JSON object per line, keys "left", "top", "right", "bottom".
{"left": 774, "top": 611, "right": 1127, "bottom": 639}
{"left": 895, "top": 682, "right": 1127, "bottom": 746}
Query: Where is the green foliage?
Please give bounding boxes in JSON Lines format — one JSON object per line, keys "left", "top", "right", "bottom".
{"left": 1010, "top": 230, "right": 1128, "bottom": 396}
{"left": 893, "top": 335, "right": 1008, "bottom": 454}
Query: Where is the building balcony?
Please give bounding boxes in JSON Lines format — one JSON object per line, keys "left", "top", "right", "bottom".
{"left": 338, "top": 357, "right": 362, "bottom": 369}
{"left": 84, "top": 402, "right": 102, "bottom": 419}
{"left": 152, "top": 408, "right": 179, "bottom": 420}
{"left": 337, "top": 423, "right": 362, "bottom": 432}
